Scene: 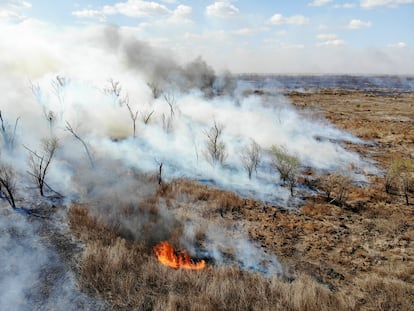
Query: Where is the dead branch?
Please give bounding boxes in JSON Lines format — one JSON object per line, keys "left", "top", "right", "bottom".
{"left": 65, "top": 122, "right": 94, "bottom": 168}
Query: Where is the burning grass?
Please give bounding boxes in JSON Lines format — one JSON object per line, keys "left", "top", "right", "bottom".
{"left": 153, "top": 241, "right": 206, "bottom": 270}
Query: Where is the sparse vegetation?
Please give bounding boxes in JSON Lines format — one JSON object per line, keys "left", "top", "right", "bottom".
{"left": 204, "top": 121, "right": 227, "bottom": 166}
{"left": 65, "top": 121, "right": 94, "bottom": 168}
{"left": 0, "top": 163, "right": 17, "bottom": 208}
{"left": 25, "top": 136, "right": 59, "bottom": 197}
{"left": 241, "top": 139, "right": 261, "bottom": 179}
{"left": 125, "top": 96, "right": 139, "bottom": 138}
{"left": 270, "top": 145, "right": 300, "bottom": 195}
{"left": 385, "top": 158, "right": 414, "bottom": 205}
{"left": 319, "top": 172, "right": 352, "bottom": 207}
{"left": 141, "top": 110, "right": 154, "bottom": 125}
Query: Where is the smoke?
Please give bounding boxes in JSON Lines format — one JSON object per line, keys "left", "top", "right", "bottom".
{"left": 0, "top": 21, "right": 380, "bottom": 303}
{"left": 0, "top": 207, "right": 104, "bottom": 310}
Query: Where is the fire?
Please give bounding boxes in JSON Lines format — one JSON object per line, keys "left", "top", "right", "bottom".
{"left": 153, "top": 241, "right": 206, "bottom": 270}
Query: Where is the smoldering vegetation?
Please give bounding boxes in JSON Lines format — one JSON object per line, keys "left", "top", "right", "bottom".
{"left": 0, "top": 23, "right": 390, "bottom": 309}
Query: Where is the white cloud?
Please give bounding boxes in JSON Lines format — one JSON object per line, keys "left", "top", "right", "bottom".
{"left": 0, "top": 0, "right": 31, "bottom": 9}
{"left": 110, "top": 0, "right": 171, "bottom": 18}
{"left": 0, "top": 1, "right": 31, "bottom": 22}
{"left": 0, "top": 9, "right": 21, "bottom": 20}
{"left": 317, "top": 39, "right": 346, "bottom": 46}
{"left": 361, "top": 0, "right": 414, "bottom": 8}
{"left": 333, "top": 3, "right": 356, "bottom": 8}
{"left": 73, "top": 0, "right": 173, "bottom": 20}
{"left": 268, "top": 14, "right": 310, "bottom": 25}
{"left": 168, "top": 5, "right": 192, "bottom": 23}
{"left": 316, "top": 33, "right": 345, "bottom": 46}
{"left": 72, "top": 0, "right": 193, "bottom": 25}
{"left": 347, "top": 19, "right": 372, "bottom": 29}
{"left": 388, "top": 41, "right": 407, "bottom": 48}
{"left": 231, "top": 27, "right": 268, "bottom": 36}
{"left": 206, "top": 1, "right": 240, "bottom": 18}
{"left": 316, "top": 33, "right": 338, "bottom": 40}
{"left": 308, "top": 0, "right": 332, "bottom": 6}
{"left": 72, "top": 9, "right": 104, "bottom": 19}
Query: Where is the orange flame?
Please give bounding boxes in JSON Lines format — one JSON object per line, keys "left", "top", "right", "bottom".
{"left": 153, "top": 241, "right": 206, "bottom": 270}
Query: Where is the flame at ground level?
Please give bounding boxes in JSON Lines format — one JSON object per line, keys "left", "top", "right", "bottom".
{"left": 153, "top": 241, "right": 206, "bottom": 270}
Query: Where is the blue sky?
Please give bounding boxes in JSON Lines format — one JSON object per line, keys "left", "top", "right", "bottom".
{"left": 1, "top": 0, "right": 413, "bottom": 73}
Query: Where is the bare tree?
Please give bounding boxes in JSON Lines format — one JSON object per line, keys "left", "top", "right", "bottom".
{"left": 124, "top": 96, "right": 139, "bottom": 138}
{"left": 163, "top": 91, "right": 176, "bottom": 117}
{"left": 270, "top": 145, "right": 300, "bottom": 196}
{"left": 204, "top": 121, "right": 227, "bottom": 166}
{"left": 157, "top": 162, "right": 163, "bottom": 185}
{"left": 25, "top": 137, "right": 59, "bottom": 197}
{"left": 141, "top": 110, "right": 154, "bottom": 125}
{"left": 241, "top": 139, "right": 261, "bottom": 179}
{"left": 0, "top": 111, "right": 20, "bottom": 151}
{"left": 51, "top": 75, "right": 68, "bottom": 105}
{"left": 0, "top": 163, "right": 17, "bottom": 208}
{"left": 104, "top": 78, "right": 127, "bottom": 106}
{"left": 29, "top": 80, "right": 55, "bottom": 132}
{"left": 65, "top": 122, "right": 94, "bottom": 168}
{"left": 319, "top": 172, "right": 352, "bottom": 207}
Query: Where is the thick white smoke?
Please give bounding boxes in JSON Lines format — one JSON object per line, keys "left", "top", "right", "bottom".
{"left": 0, "top": 21, "right": 377, "bottom": 295}
{"left": 1, "top": 22, "right": 373, "bottom": 203}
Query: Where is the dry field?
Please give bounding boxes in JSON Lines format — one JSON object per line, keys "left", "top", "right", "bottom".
{"left": 69, "top": 90, "right": 414, "bottom": 310}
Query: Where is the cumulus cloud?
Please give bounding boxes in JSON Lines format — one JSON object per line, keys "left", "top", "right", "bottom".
{"left": 268, "top": 14, "right": 310, "bottom": 26}
{"left": 388, "top": 41, "right": 407, "bottom": 48}
{"left": 231, "top": 27, "right": 268, "bottom": 36}
{"left": 72, "top": 9, "right": 104, "bottom": 19}
{"left": 317, "top": 39, "right": 346, "bottom": 46}
{"left": 308, "top": 0, "right": 332, "bottom": 6}
{"left": 73, "top": 0, "right": 173, "bottom": 19}
{"left": 361, "top": 0, "right": 414, "bottom": 8}
{"left": 1, "top": 0, "right": 31, "bottom": 9}
{"left": 168, "top": 5, "right": 192, "bottom": 23}
{"left": 316, "top": 33, "right": 345, "bottom": 46}
{"left": 108, "top": 0, "right": 171, "bottom": 17}
{"left": 347, "top": 19, "right": 372, "bottom": 29}
{"left": 333, "top": 2, "right": 356, "bottom": 8}
{"left": 0, "top": 0, "right": 31, "bottom": 22}
{"left": 206, "top": 1, "right": 240, "bottom": 18}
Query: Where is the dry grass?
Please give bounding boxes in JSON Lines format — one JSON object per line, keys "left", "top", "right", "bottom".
{"left": 70, "top": 205, "right": 348, "bottom": 311}
{"left": 68, "top": 91, "right": 414, "bottom": 310}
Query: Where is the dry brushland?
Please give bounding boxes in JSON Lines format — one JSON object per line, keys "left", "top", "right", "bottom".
{"left": 67, "top": 90, "right": 414, "bottom": 310}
